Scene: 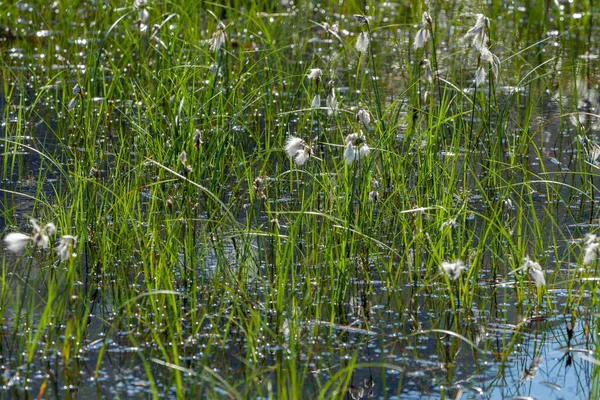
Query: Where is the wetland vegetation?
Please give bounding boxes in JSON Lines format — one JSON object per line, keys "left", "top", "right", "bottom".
{"left": 1, "top": 0, "right": 600, "bottom": 398}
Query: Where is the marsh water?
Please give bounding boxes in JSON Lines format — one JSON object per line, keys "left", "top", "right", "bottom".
{"left": 2, "top": 0, "right": 600, "bottom": 399}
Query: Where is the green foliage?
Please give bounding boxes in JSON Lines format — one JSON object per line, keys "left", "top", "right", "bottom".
{"left": 1, "top": 0, "right": 599, "bottom": 398}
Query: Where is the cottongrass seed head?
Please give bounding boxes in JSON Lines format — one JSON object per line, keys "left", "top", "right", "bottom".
{"left": 480, "top": 47, "right": 500, "bottom": 78}
{"left": 326, "top": 81, "right": 338, "bottom": 115}
{"left": 522, "top": 256, "right": 546, "bottom": 288}
{"left": 344, "top": 132, "right": 370, "bottom": 164}
{"left": 31, "top": 219, "right": 56, "bottom": 249}
{"left": 583, "top": 233, "right": 600, "bottom": 265}
{"left": 465, "top": 14, "right": 489, "bottom": 50}
{"left": 475, "top": 66, "right": 487, "bottom": 87}
{"left": 3, "top": 232, "right": 32, "bottom": 253}
{"left": 56, "top": 235, "right": 77, "bottom": 262}
{"left": 344, "top": 142, "right": 356, "bottom": 164}
{"left": 326, "top": 91, "right": 337, "bottom": 115}
{"left": 306, "top": 68, "right": 322, "bottom": 82}
{"left": 414, "top": 12, "right": 432, "bottom": 50}
{"left": 441, "top": 260, "right": 465, "bottom": 281}
{"left": 356, "top": 32, "right": 369, "bottom": 54}
{"left": 284, "top": 136, "right": 311, "bottom": 166}
{"left": 414, "top": 28, "right": 430, "bottom": 50}
{"left": 209, "top": 21, "right": 227, "bottom": 52}
{"left": 356, "top": 109, "right": 371, "bottom": 127}
{"left": 311, "top": 94, "right": 321, "bottom": 108}
{"left": 4, "top": 218, "right": 57, "bottom": 253}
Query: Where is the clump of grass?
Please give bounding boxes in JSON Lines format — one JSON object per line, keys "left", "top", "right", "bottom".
{"left": 1, "top": 0, "right": 600, "bottom": 398}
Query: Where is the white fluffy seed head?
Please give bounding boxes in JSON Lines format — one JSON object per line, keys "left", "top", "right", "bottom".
{"left": 343, "top": 132, "right": 369, "bottom": 165}
{"left": 284, "top": 136, "right": 305, "bottom": 158}
{"left": 31, "top": 219, "right": 56, "bottom": 236}
{"left": 311, "top": 94, "right": 321, "bottom": 108}
{"left": 368, "top": 190, "right": 379, "bottom": 202}
{"left": 585, "top": 233, "right": 597, "bottom": 245}
{"left": 284, "top": 136, "right": 311, "bottom": 166}
{"left": 294, "top": 149, "right": 310, "bottom": 166}
{"left": 356, "top": 32, "right": 369, "bottom": 54}
{"left": 56, "top": 235, "right": 78, "bottom": 262}
{"left": 422, "top": 11, "right": 432, "bottom": 25}
{"left": 414, "top": 28, "right": 430, "bottom": 50}
{"left": 441, "top": 260, "right": 465, "bottom": 281}
{"left": 344, "top": 143, "right": 355, "bottom": 164}
{"left": 29, "top": 220, "right": 56, "bottom": 249}
{"left": 209, "top": 29, "right": 227, "bottom": 52}
{"left": 3, "top": 232, "right": 32, "bottom": 253}
{"left": 480, "top": 47, "right": 500, "bottom": 78}
{"left": 306, "top": 68, "right": 322, "bottom": 81}
{"left": 357, "top": 144, "right": 370, "bottom": 159}
{"left": 583, "top": 240, "right": 600, "bottom": 265}
{"left": 522, "top": 257, "right": 546, "bottom": 287}
{"left": 345, "top": 133, "right": 360, "bottom": 145}
{"left": 465, "top": 14, "right": 489, "bottom": 50}
{"left": 356, "top": 109, "right": 371, "bottom": 127}
{"left": 326, "top": 91, "right": 337, "bottom": 116}
{"left": 68, "top": 96, "right": 79, "bottom": 111}
{"left": 475, "top": 66, "right": 487, "bottom": 87}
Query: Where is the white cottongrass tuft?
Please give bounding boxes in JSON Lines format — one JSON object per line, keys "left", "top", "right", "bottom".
{"left": 522, "top": 256, "right": 546, "bottom": 288}
{"left": 414, "top": 12, "right": 432, "bottom": 51}
{"left": 344, "top": 132, "right": 369, "bottom": 164}
{"left": 3, "top": 232, "right": 32, "bottom": 253}
{"left": 465, "top": 14, "right": 489, "bottom": 50}
{"left": 294, "top": 149, "right": 310, "bottom": 166}
{"left": 414, "top": 28, "right": 430, "bottom": 50}
{"left": 68, "top": 83, "right": 84, "bottom": 111}
{"left": 421, "top": 59, "right": 433, "bottom": 83}
{"left": 356, "top": 32, "right": 369, "bottom": 54}
{"left": 441, "top": 260, "right": 465, "bottom": 281}
{"left": 306, "top": 68, "right": 322, "bottom": 81}
{"left": 4, "top": 219, "right": 57, "bottom": 253}
{"left": 475, "top": 66, "right": 487, "bottom": 87}
{"left": 56, "top": 235, "right": 77, "bottom": 262}
{"left": 31, "top": 219, "right": 56, "bottom": 249}
{"left": 135, "top": 0, "right": 149, "bottom": 25}
{"left": 72, "top": 83, "right": 83, "bottom": 96}
{"left": 284, "top": 136, "right": 311, "bottom": 166}
{"left": 422, "top": 11, "right": 432, "bottom": 25}
{"left": 311, "top": 94, "right": 321, "bottom": 108}
{"left": 138, "top": 8, "right": 149, "bottom": 24}
{"left": 583, "top": 234, "right": 600, "bottom": 265}
{"left": 344, "top": 143, "right": 356, "bottom": 164}
{"left": 480, "top": 47, "right": 500, "bottom": 78}
{"left": 68, "top": 96, "right": 79, "bottom": 111}
{"left": 356, "top": 109, "right": 371, "bottom": 127}
{"left": 326, "top": 84, "right": 338, "bottom": 116}
{"left": 285, "top": 136, "right": 305, "bottom": 156}
{"left": 209, "top": 21, "right": 227, "bottom": 52}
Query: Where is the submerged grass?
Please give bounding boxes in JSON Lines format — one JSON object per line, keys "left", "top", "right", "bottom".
{"left": 1, "top": 0, "right": 600, "bottom": 398}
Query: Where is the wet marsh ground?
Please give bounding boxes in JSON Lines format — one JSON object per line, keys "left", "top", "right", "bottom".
{"left": 1, "top": 0, "right": 600, "bottom": 398}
